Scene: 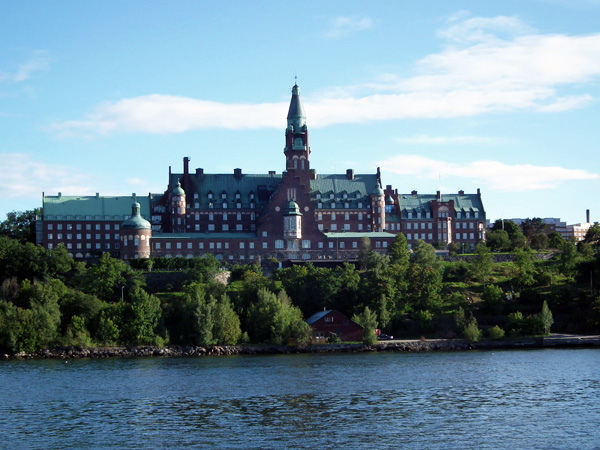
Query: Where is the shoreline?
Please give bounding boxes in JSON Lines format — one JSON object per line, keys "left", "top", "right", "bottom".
{"left": 2, "top": 335, "right": 599, "bottom": 360}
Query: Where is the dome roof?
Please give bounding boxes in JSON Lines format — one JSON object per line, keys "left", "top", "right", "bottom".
{"left": 283, "top": 200, "right": 302, "bottom": 216}
{"left": 371, "top": 185, "right": 384, "bottom": 196}
{"left": 172, "top": 180, "right": 185, "bottom": 196}
{"left": 122, "top": 202, "right": 151, "bottom": 230}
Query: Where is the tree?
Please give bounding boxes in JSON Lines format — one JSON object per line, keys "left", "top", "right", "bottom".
{"left": 212, "top": 294, "right": 242, "bottom": 345}
{"left": 406, "top": 264, "right": 443, "bottom": 312}
{"left": 470, "top": 243, "right": 493, "bottom": 288}
{"left": 485, "top": 230, "right": 511, "bottom": 252}
{"left": 352, "top": 306, "right": 378, "bottom": 345}
{"left": 463, "top": 314, "right": 482, "bottom": 342}
{"left": 512, "top": 248, "right": 536, "bottom": 286}
{"left": 411, "top": 240, "right": 440, "bottom": 269}
{"left": 539, "top": 300, "right": 554, "bottom": 335}
{"left": 583, "top": 222, "right": 600, "bottom": 249}
{"left": 548, "top": 231, "right": 565, "bottom": 249}
{"left": 0, "top": 209, "right": 40, "bottom": 244}
{"left": 388, "top": 233, "right": 410, "bottom": 269}
{"left": 120, "top": 288, "right": 162, "bottom": 345}
{"left": 557, "top": 240, "right": 579, "bottom": 280}
{"left": 522, "top": 218, "right": 548, "bottom": 249}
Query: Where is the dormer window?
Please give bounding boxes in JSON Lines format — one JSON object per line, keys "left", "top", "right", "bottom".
{"left": 208, "top": 192, "right": 213, "bottom": 199}
{"left": 330, "top": 193, "right": 334, "bottom": 199}
{"left": 316, "top": 193, "right": 321, "bottom": 199}
{"left": 222, "top": 202, "right": 227, "bottom": 209}
{"left": 331, "top": 202, "right": 336, "bottom": 209}
{"left": 249, "top": 191, "right": 255, "bottom": 200}
{"left": 235, "top": 191, "right": 241, "bottom": 199}
{"left": 343, "top": 193, "right": 348, "bottom": 199}
{"left": 221, "top": 191, "right": 227, "bottom": 199}
{"left": 356, "top": 193, "right": 361, "bottom": 199}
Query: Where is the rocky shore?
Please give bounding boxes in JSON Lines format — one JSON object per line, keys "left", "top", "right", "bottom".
{"left": 2, "top": 335, "right": 598, "bottom": 360}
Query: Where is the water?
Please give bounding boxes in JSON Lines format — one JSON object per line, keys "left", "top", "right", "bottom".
{"left": 1, "top": 349, "right": 599, "bottom": 449}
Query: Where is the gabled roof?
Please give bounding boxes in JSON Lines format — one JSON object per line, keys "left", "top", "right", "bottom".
{"left": 306, "top": 310, "right": 333, "bottom": 325}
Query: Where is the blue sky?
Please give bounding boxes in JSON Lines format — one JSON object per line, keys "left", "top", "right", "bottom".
{"left": 1, "top": 1, "right": 599, "bottom": 225}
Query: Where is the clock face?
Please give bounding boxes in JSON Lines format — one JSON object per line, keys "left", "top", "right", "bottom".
{"left": 275, "top": 206, "right": 280, "bottom": 212}
{"left": 304, "top": 206, "right": 310, "bottom": 212}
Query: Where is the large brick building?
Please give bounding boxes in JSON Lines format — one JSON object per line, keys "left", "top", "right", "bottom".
{"left": 39, "top": 84, "right": 486, "bottom": 261}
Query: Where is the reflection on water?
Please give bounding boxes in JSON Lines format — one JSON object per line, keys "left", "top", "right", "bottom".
{"left": 1, "top": 350, "right": 599, "bottom": 449}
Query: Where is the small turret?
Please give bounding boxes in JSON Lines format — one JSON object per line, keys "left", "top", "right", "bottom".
{"left": 121, "top": 200, "right": 152, "bottom": 259}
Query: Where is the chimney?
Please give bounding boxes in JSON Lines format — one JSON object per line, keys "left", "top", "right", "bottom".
{"left": 458, "top": 190, "right": 464, "bottom": 195}
{"left": 436, "top": 190, "right": 441, "bottom": 201}
{"left": 234, "top": 168, "right": 242, "bottom": 179}
{"left": 346, "top": 169, "right": 355, "bottom": 180}
{"left": 196, "top": 168, "right": 204, "bottom": 176}
{"left": 269, "top": 170, "right": 276, "bottom": 175}
{"left": 58, "top": 192, "right": 62, "bottom": 198}
{"left": 310, "top": 169, "right": 317, "bottom": 180}
{"left": 183, "top": 157, "right": 190, "bottom": 177}
{"left": 411, "top": 190, "right": 417, "bottom": 197}
{"left": 96, "top": 193, "right": 99, "bottom": 198}
{"left": 587, "top": 209, "right": 590, "bottom": 223}
{"left": 477, "top": 188, "right": 481, "bottom": 197}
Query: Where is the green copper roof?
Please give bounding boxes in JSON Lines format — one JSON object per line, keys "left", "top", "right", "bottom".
{"left": 122, "top": 202, "right": 151, "bottom": 230}
{"left": 287, "top": 84, "right": 306, "bottom": 130}
{"left": 310, "top": 174, "right": 378, "bottom": 201}
{"left": 283, "top": 200, "right": 302, "bottom": 216}
{"left": 398, "top": 193, "right": 485, "bottom": 219}
{"left": 172, "top": 180, "right": 185, "bottom": 196}
{"left": 43, "top": 195, "right": 151, "bottom": 221}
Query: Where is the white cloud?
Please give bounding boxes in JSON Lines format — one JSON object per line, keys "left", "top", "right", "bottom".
{"left": 0, "top": 51, "right": 53, "bottom": 83}
{"left": 51, "top": 15, "right": 600, "bottom": 136}
{"left": 379, "top": 154, "right": 599, "bottom": 192}
{"left": 0, "top": 153, "right": 94, "bottom": 199}
{"left": 394, "top": 135, "right": 493, "bottom": 145}
{"left": 325, "top": 16, "right": 373, "bottom": 39}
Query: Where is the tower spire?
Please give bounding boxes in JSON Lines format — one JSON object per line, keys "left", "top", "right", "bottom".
{"left": 284, "top": 82, "right": 310, "bottom": 173}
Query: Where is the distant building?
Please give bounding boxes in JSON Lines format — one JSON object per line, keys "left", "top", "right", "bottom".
{"left": 568, "top": 223, "right": 592, "bottom": 241}
{"left": 39, "top": 83, "right": 486, "bottom": 262}
{"left": 305, "top": 310, "right": 363, "bottom": 342}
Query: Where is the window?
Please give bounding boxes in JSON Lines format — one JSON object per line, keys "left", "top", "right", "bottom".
{"left": 166, "top": 243, "right": 171, "bottom": 249}
{"left": 208, "top": 224, "right": 215, "bottom": 231}
{"left": 407, "top": 223, "right": 412, "bottom": 230}
{"left": 275, "top": 240, "right": 284, "bottom": 249}
{"left": 95, "top": 224, "right": 100, "bottom": 230}
{"left": 48, "top": 224, "right": 53, "bottom": 230}
{"left": 383, "top": 242, "right": 387, "bottom": 248}
{"left": 222, "top": 224, "right": 229, "bottom": 231}
{"left": 236, "top": 224, "right": 243, "bottom": 231}
{"left": 48, "top": 233, "right": 54, "bottom": 240}
{"left": 353, "top": 241, "right": 358, "bottom": 248}
{"left": 331, "top": 213, "right": 336, "bottom": 221}
{"left": 95, "top": 234, "right": 100, "bottom": 240}
{"left": 318, "top": 213, "right": 322, "bottom": 221}
{"left": 358, "top": 224, "right": 363, "bottom": 231}
{"left": 210, "top": 243, "right": 215, "bottom": 249}
{"left": 76, "top": 234, "right": 81, "bottom": 240}
{"left": 225, "top": 243, "right": 229, "bottom": 249}
{"left": 302, "top": 240, "right": 310, "bottom": 249}
{"left": 262, "top": 242, "right": 267, "bottom": 249}
{"left": 328, "top": 242, "right": 334, "bottom": 249}
{"left": 155, "top": 243, "right": 161, "bottom": 249}
{"left": 57, "top": 224, "right": 63, "bottom": 230}
{"left": 195, "top": 224, "right": 200, "bottom": 231}
{"left": 115, "top": 234, "right": 119, "bottom": 240}
{"left": 217, "top": 242, "right": 222, "bottom": 249}
{"left": 199, "top": 243, "right": 204, "bottom": 249}
{"left": 67, "top": 224, "right": 73, "bottom": 230}
{"left": 105, "top": 234, "right": 110, "bottom": 240}
{"left": 240, "top": 242, "right": 245, "bottom": 249}
{"left": 345, "top": 213, "right": 349, "bottom": 220}
{"left": 187, "top": 242, "right": 193, "bottom": 249}
{"left": 249, "top": 242, "right": 254, "bottom": 249}
{"left": 330, "top": 224, "right": 337, "bottom": 231}
{"left": 223, "top": 213, "right": 227, "bottom": 221}
{"left": 339, "top": 242, "right": 345, "bottom": 249}
{"left": 331, "top": 202, "right": 336, "bottom": 209}
{"left": 407, "top": 233, "right": 412, "bottom": 240}
{"left": 376, "top": 241, "right": 381, "bottom": 248}
{"left": 318, "top": 242, "right": 323, "bottom": 248}
{"left": 318, "top": 224, "right": 324, "bottom": 231}
{"left": 86, "top": 224, "right": 91, "bottom": 230}
{"left": 262, "top": 231, "right": 267, "bottom": 237}
{"left": 344, "top": 224, "right": 350, "bottom": 231}
{"left": 428, "top": 234, "right": 433, "bottom": 240}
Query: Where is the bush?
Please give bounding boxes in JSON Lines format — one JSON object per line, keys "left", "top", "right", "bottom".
{"left": 487, "top": 325, "right": 505, "bottom": 340}
{"left": 463, "top": 315, "right": 482, "bottom": 342}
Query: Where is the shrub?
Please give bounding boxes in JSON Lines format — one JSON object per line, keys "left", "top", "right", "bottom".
{"left": 487, "top": 325, "right": 505, "bottom": 340}
{"left": 463, "top": 315, "right": 482, "bottom": 342}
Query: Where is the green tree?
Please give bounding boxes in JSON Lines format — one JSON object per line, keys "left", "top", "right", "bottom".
{"left": 512, "top": 248, "right": 536, "bottom": 286}
{"left": 0, "top": 209, "right": 40, "bottom": 244}
{"left": 463, "top": 314, "right": 481, "bottom": 342}
{"left": 481, "top": 284, "right": 504, "bottom": 315}
{"left": 539, "top": 300, "right": 554, "bottom": 335}
{"left": 406, "top": 264, "right": 443, "bottom": 312}
{"left": 120, "top": 288, "right": 162, "bottom": 345}
{"left": 557, "top": 240, "right": 579, "bottom": 280}
{"left": 470, "top": 243, "right": 493, "bottom": 288}
{"left": 548, "top": 231, "right": 565, "bottom": 249}
{"left": 485, "top": 230, "right": 511, "bottom": 252}
{"left": 212, "top": 294, "right": 242, "bottom": 345}
{"left": 352, "top": 306, "right": 378, "bottom": 345}
{"left": 388, "top": 233, "right": 410, "bottom": 269}
{"left": 411, "top": 240, "right": 441, "bottom": 269}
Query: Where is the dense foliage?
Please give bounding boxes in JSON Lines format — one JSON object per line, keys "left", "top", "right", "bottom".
{"left": 1, "top": 220, "right": 600, "bottom": 353}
